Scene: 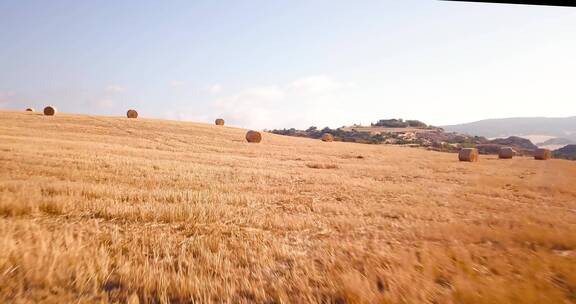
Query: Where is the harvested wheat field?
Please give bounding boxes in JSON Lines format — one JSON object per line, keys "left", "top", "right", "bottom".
{"left": 0, "top": 111, "right": 575, "bottom": 304}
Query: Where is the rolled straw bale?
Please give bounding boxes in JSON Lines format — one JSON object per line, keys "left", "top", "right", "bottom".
{"left": 245, "top": 130, "right": 262, "bottom": 143}
{"left": 534, "top": 148, "right": 552, "bottom": 160}
{"left": 126, "top": 109, "right": 138, "bottom": 118}
{"left": 321, "top": 133, "right": 334, "bottom": 142}
{"left": 25, "top": 108, "right": 34, "bottom": 112}
{"left": 459, "top": 148, "right": 479, "bottom": 162}
{"left": 215, "top": 118, "right": 225, "bottom": 126}
{"left": 498, "top": 147, "right": 515, "bottom": 159}
{"left": 43, "top": 106, "right": 56, "bottom": 116}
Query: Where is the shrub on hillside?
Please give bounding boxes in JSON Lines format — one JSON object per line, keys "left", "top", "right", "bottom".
{"left": 373, "top": 119, "right": 409, "bottom": 128}
{"left": 406, "top": 120, "right": 427, "bottom": 128}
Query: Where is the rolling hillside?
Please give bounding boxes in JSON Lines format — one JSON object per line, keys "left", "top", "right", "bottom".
{"left": 443, "top": 117, "right": 576, "bottom": 147}
{"left": 1, "top": 111, "right": 575, "bottom": 303}
{"left": 443, "top": 116, "right": 576, "bottom": 138}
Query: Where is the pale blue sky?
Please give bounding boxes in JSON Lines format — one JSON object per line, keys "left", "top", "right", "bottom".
{"left": 1, "top": 0, "right": 575, "bottom": 129}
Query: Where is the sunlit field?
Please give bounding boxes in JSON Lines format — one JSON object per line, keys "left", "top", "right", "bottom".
{"left": 1, "top": 111, "right": 575, "bottom": 303}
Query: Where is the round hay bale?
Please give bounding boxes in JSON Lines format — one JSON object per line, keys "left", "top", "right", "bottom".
{"left": 498, "top": 147, "right": 515, "bottom": 159}
{"left": 215, "top": 118, "right": 225, "bottom": 126}
{"left": 25, "top": 108, "right": 34, "bottom": 112}
{"left": 43, "top": 106, "right": 57, "bottom": 116}
{"left": 321, "top": 133, "right": 334, "bottom": 142}
{"left": 459, "top": 148, "right": 479, "bottom": 162}
{"left": 534, "top": 148, "right": 552, "bottom": 160}
{"left": 245, "top": 130, "right": 262, "bottom": 143}
{"left": 126, "top": 109, "right": 138, "bottom": 119}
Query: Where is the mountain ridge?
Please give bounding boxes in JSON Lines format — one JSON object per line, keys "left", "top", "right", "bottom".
{"left": 442, "top": 116, "right": 576, "bottom": 140}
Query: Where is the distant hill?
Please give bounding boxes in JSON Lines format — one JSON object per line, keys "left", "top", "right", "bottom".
{"left": 443, "top": 117, "right": 576, "bottom": 147}
{"left": 554, "top": 145, "right": 576, "bottom": 161}
{"left": 270, "top": 119, "right": 541, "bottom": 156}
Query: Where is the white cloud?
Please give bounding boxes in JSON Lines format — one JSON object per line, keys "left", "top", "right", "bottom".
{"left": 105, "top": 85, "right": 126, "bottom": 93}
{"left": 0, "top": 91, "right": 16, "bottom": 108}
{"left": 189, "top": 75, "right": 359, "bottom": 130}
{"left": 287, "top": 75, "right": 343, "bottom": 95}
{"left": 95, "top": 99, "right": 115, "bottom": 109}
{"left": 0, "top": 91, "right": 16, "bottom": 100}
{"left": 233, "top": 86, "right": 285, "bottom": 102}
{"left": 207, "top": 84, "right": 223, "bottom": 94}
{"left": 170, "top": 80, "right": 185, "bottom": 88}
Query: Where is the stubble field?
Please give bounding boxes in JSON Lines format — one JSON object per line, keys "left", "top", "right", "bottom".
{"left": 0, "top": 111, "right": 575, "bottom": 303}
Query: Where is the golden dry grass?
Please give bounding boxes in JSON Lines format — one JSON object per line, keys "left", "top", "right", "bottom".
{"left": 0, "top": 111, "right": 575, "bottom": 304}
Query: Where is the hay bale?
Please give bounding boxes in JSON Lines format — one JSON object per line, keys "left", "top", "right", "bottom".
{"left": 215, "top": 118, "right": 225, "bottom": 126}
{"left": 43, "top": 106, "right": 56, "bottom": 116}
{"left": 459, "top": 148, "right": 479, "bottom": 162}
{"left": 534, "top": 148, "right": 552, "bottom": 160}
{"left": 321, "top": 133, "right": 334, "bottom": 142}
{"left": 126, "top": 109, "right": 138, "bottom": 119}
{"left": 245, "top": 130, "right": 262, "bottom": 143}
{"left": 25, "top": 108, "right": 34, "bottom": 112}
{"left": 498, "top": 147, "right": 515, "bottom": 159}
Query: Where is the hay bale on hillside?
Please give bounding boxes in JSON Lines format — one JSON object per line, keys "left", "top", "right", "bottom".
{"left": 25, "top": 108, "right": 34, "bottom": 112}
{"left": 215, "top": 118, "right": 225, "bottom": 126}
{"left": 534, "top": 148, "right": 552, "bottom": 160}
{"left": 498, "top": 147, "right": 515, "bottom": 159}
{"left": 321, "top": 133, "right": 334, "bottom": 142}
{"left": 459, "top": 148, "right": 478, "bottom": 162}
{"left": 245, "top": 130, "right": 262, "bottom": 143}
{"left": 126, "top": 109, "right": 138, "bottom": 119}
{"left": 43, "top": 106, "right": 56, "bottom": 116}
